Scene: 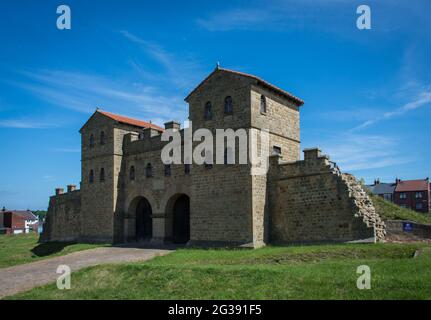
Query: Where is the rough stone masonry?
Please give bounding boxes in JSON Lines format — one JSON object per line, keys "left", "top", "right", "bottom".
{"left": 41, "top": 66, "right": 385, "bottom": 247}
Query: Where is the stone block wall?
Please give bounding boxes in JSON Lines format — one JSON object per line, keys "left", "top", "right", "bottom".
{"left": 120, "top": 130, "right": 192, "bottom": 243}
{"left": 268, "top": 148, "right": 385, "bottom": 244}
{"left": 190, "top": 162, "right": 254, "bottom": 246}
{"left": 385, "top": 220, "right": 431, "bottom": 239}
{"left": 40, "top": 189, "right": 81, "bottom": 242}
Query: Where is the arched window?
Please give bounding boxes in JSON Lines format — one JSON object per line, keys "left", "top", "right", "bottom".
{"left": 164, "top": 164, "right": 171, "bottom": 177}
{"left": 100, "top": 131, "right": 106, "bottom": 145}
{"left": 89, "top": 134, "right": 95, "bottom": 148}
{"left": 130, "top": 165, "right": 135, "bottom": 181}
{"left": 260, "top": 95, "right": 267, "bottom": 114}
{"left": 146, "top": 163, "right": 153, "bottom": 178}
{"left": 204, "top": 101, "right": 212, "bottom": 120}
{"left": 89, "top": 170, "right": 94, "bottom": 183}
{"left": 224, "top": 96, "right": 233, "bottom": 114}
{"left": 100, "top": 168, "right": 105, "bottom": 182}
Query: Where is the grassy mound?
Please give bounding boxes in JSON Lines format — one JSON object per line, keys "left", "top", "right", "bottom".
{"left": 8, "top": 243, "right": 431, "bottom": 300}
{"left": 0, "top": 233, "right": 107, "bottom": 268}
{"left": 371, "top": 195, "right": 431, "bottom": 224}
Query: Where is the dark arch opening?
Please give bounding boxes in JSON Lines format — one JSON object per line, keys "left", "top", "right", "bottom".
{"left": 172, "top": 195, "right": 190, "bottom": 244}
{"left": 135, "top": 197, "right": 152, "bottom": 241}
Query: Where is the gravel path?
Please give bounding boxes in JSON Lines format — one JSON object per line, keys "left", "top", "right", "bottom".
{"left": 0, "top": 247, "right": 172, "bottom": 298}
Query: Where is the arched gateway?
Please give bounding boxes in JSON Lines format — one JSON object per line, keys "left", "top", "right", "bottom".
{"left": 135, "top": 197, "right": 152, "bottom": 241}
{"left": 166, "top": 194, "right": 190, "bottom": 244}
{"left": 172, "top": 195, "right": 190, "bottom": 243}
{"left": 126, "top": 196, "right": 153, "bottom": 242}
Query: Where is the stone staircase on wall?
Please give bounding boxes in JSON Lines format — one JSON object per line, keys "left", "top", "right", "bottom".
{"left": 341, "top": 173, "right": 386, "bottom": 241}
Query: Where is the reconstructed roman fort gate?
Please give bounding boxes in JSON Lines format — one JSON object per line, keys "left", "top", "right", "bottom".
{"left": 41, "top": 67, "right": 385, "bottom": 247}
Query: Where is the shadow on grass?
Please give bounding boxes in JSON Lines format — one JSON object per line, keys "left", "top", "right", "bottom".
{"left": 31, "top": 242, "right": 77, "bottom": 257}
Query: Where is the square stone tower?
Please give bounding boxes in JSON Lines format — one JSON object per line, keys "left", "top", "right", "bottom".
{"left": 185, "top": 67, "right": 303, "bottom": 247}
{"left": 79, "top": 110, "right": 163, "bottom": 243}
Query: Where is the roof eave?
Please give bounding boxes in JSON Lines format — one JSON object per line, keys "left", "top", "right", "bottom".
{"left": 184, "top": 67, "right": 304, "bottom": 107}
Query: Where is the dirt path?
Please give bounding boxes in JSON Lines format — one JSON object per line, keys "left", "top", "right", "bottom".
{"left": 0, "top": 247, "right": 171, "bottom": 298}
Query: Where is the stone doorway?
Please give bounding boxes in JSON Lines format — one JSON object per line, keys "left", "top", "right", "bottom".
{"left": 172, "top": 195, "right": 190, "bottom": 243}
{"left": 135, "top": 197, "right": 153, "bottom": 241}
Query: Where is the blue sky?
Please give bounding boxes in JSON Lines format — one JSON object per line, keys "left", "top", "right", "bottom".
{"left": 0, "top": 0, "right": 430, "bottom": 210}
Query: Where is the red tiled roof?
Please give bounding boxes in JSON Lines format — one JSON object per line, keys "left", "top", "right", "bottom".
{"left": 395, "top": 179, "right": 430, "bottom": 192}
{"left": 97, "top": 110, "right": 164, "bottom": 131}
{"left": 185, "top": 67, "right": 304, "bottom": 106}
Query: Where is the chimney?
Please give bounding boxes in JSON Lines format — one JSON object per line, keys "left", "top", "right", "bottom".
{"left": 142, "top": 127, "right": 160, "bottom": 138}
{"left": 164, "top": 121, "right": 180, "bottom": 131}
{"left": 67, "top": 185, "right": 76, "bottom": 192}
{"left": 55, "top": 188, "right": 64, "bottom": 195}
{"left": 303, "top": 148, "right": 321, "bottom": 161}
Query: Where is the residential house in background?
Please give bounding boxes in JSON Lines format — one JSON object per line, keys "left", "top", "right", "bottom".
{"left": 0, "top": 208, "right": 39, "bottom": 235}
{"left": 368, "top": 178, "right": 430, "bottom": 213}
{"left": 0, "top": 207, "right": 4, "bottom": 232}
{"left": 367, "top": 179, "right": 396, "bottom": 202}
{"left": 394, "top": 179, "right": 430, "bottom": 213}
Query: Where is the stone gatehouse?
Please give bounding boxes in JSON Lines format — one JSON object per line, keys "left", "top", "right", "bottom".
{"left": 41, "top": 66, "right": 385, "bottom": 247}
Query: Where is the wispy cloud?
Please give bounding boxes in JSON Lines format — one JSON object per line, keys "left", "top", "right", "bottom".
{"left": 319, "top": 133, "right": 412, "bottom": 172}
{"left": 51, "top": 148, "right": 80, "bottom": 153}
{"left": 0, "top": 190, "right": 20, "bottom": 197}
{"left": 42, "top": 175, "right": 56, "bottom": 181}
{"left": 197, "top": 8, "right": 274, "bottom": 32}
{"left": 120, "top": 31, "right": 173, "bottom": 68}
{"left": 0, "top": 119, "right": 56, "bottom": 129}
{"left": 119, "top": 30, "right": 203, "bottom": 89}
{"left": 7, "top": 69, "right": 188, "bottom": 125}
{"left": 196, "top": 0, "right": 355, "bottom": 33}
{"left": 352, "top": 89, "right": 431, "bottom": 131}
{"left": 197, "top": 0, "right": 431, "bottom": 37}
{"left": 4, "top": 32, "right": 205, "bottom": 125}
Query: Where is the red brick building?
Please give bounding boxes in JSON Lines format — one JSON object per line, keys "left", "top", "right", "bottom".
{"left": 394, "top": 178, "right": 430, "bottom": 213}
{"left": 0, "top": 209, "right": 38, "bottom": 235}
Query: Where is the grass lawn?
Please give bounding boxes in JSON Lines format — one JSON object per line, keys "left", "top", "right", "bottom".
{"left": 9, "top": 243, "right": 431, "bottom": 300}
{"left": 372, "top": 195, "right": 431, "bottom": 224}
{"left": 0, "top": 233, "right": 107, "bottom": 268}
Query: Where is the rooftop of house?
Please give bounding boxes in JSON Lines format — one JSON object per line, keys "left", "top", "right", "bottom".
{"left": 395, "top": 179, "right": 430, "bottom": 192}
{"left": 367, "top": 182, "right": 396, "bottom": 195}
{"left": 185, "top": 66, "right": 304, "bottom": 106}
{"left": 97, "top": 109, "right": 164, "bottom": 132}
{"left": 1, "top": 209, "right": 38, "bottom": 221}
{"left": 84, "top": 67, "right": 303, "bottom": 134}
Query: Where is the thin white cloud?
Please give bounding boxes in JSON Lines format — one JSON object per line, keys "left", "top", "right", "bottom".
{"left": 197, "top": 0, "right": 431, "bottom": 38}
{"left": 51, "top": 148, "right": 80, "bottom": 153}
{"left": 196, "top": 0, "right": 356, "bottom": 33}
{"left": 119, "top": 30, "right": 203, "bottom": 89}
{"left": 5, "top": 33, "right": 206, "bottom": 125}
{"left": 197, "top": 8, "right": 273, "bottom": 32}
{"left": 42, "top": 175, "right": 56, "bottom": 181}
{"left": 318, "top": 133, "right": 412, "bottom": 172}
{"left": 0, "top": 119, "right": 56, "bottom": 129}
{"left": 120, "top": 31, "right": 173, "bottom": 68}
{"left": 352, "top": 90, "right": 431, "bottom": 131}
{"left": 8, "top": 69, "right": 188, "bottom": 125}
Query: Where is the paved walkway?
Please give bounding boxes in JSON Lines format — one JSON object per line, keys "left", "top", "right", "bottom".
{"left": 0, "top": 247, "right": 172, "bottom": 298}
